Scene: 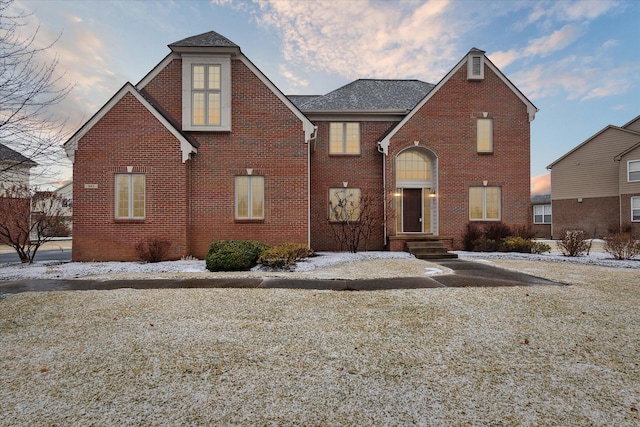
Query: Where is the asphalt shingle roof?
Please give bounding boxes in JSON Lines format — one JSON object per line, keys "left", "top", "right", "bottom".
{"left": 0, "top": 143, "right": 36, "bottom": 165}
{"left": 291, "top": 79, "right": 435, "bottom": 112}
{"left": 169, "top": 31, "right": 238, "bottom": 48}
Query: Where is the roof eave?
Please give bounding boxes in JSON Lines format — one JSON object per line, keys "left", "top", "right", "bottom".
{"left": 168, "top": 46, "right": 241, "bottom": 56}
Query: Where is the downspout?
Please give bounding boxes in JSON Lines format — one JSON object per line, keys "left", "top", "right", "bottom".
{"left": 378, "top": 141, "right": 387, "bottom": 248}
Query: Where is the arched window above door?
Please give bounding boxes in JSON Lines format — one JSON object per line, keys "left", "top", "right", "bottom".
{"left": 396, "top": 149, "right": 431, "bottom": 182}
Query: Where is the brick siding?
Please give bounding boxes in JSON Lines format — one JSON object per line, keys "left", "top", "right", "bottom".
{"left": 552, "top": 197, "right": 619, "bottom": 238}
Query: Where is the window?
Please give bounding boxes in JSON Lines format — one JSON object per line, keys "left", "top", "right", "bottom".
{"left": 533, "top": 204, "right": 552, "bottom": 224}
{"left": 467, "top": 54, "right": 484, "bottom": 80}
{"left": 628, "top": 160, "right": 640, "bottom": 182}
{"left": 236, "top": 176, "right": 264, "bottom": 219}
{"left": 329, "top": 123, "right": 360, "bottom": 155}
{"left": 182, "top": 55, "right": 231, "bottom": 131}
{"left": 329, "top": 187, "right": 361, "bottom": 221}
{"left": 116, "top": 174, "right": 145, "bottom": 219}
{"left": 477, "top": 118, "right": 493, "bottom": 153}
{"left": 632, "top": 197, "right": 640, "bottom": 222}
{"left": 469, "top": 186, "right": 500, "bottom": 220}
{"left": 396, "top": 150, "right": 431, "bottom": 181}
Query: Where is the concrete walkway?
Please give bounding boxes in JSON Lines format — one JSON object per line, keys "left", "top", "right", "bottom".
{"left": 0, "top": 259, "right": 564, "bottom": 295}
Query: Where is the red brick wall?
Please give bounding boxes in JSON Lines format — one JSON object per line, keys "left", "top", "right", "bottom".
{"left": 387, "top": 63, "right": 532, "bottom": 249}
{"left": 310, "top": 121, "right": 394, "bottom": 250}
{"left": 552, "top": 197, "right": 619, "bottom": 238}
{"left": 620, "top": 193, "right": 640, "bottom": 235}
{"left": 72, "top": 92, "right": 189, "bottom": 261}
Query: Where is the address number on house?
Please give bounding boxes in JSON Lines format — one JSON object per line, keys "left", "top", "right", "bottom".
{"left": 84, "top": 184, "right": 98, "bottom": 189}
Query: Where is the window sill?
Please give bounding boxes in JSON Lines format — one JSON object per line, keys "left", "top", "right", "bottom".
{"left": 234, "top": 219, "right": 264, "bottom": 224}
{"left": 114, "top": 218, "right": 146, "bottom": 223}
{"left": 328, "top": 153, "right": 361, "bottom": 157}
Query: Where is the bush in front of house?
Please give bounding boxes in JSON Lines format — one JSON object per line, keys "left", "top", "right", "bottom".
{"left": 462, "top": 223, "right": 550, "bottom": 254}
{"left": 258, "top": 243, "right": 314, "bottom": 270}
{"left": 135, "top": 239, "right": 172, "bottom": 263}
{"left": 206, "top": 240, "right": 270, "bottom": 271}
{"left": 604, "top": 225, "right": 640, "bottom": 260}
{"left": 556, "top": 229, "right": 592, "bottom": 257}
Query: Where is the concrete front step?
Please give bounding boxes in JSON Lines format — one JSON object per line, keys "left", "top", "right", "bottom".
{"left": 413, "top": 252, "right": 459, "bottom": 260}
{"left": 405, "top": 240, "right": 458, "bottom": 260}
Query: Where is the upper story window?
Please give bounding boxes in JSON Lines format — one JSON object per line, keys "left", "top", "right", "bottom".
{"left": 533, "top": 204, "right": 552, "bottom": 224}
{"left": 329, "top": 187, "right": 361, "bottom": 221}
{"left": 396, "top": 149, "right": 431, "bottom": 181}
{"left": 628, "top": 160, "right": 640, "bottom": 182}
{"left": 329, "top": 122, "right": 360, "bottom": 155}
{"left": 116, "top": 174, "right": 145, "bottom": 219}
{"left": 469, "top": 186, "right": 500, "bottom": 221}
{"left": 467, "top": 54, "right": 484, "bottom": 80}
{"left": 182, "top": 55, "right": 231, "bottom": 131}
{"left": 477, "top": 118, "right": 493, "bottom": 153}
{"left": 236, "top": 175, "right": 264, "bottom": 220}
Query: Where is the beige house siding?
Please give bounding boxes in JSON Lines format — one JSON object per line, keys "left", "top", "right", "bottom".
{"left": 619, "top": 146, "right": 640, "bottom": 195}
{"left": 623, "top": 115, "right": 640, "bottom": 133}
{"left": 550, "top": 128, "right": 640, "bottom": 200}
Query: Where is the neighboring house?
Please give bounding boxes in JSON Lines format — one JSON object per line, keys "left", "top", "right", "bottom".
{"left": 54, "top": 181, "right": 73, "bottom": 234}
{"left": 64, "top": 31, "right": 538, "bottom": 262}
{"left": 547, "top": 115, "right": 640, "bottom": 237}
{"left": 531, "top": 194, "right": 552, "bottom": 239}
{"left": 0, "top": 143, "right": 37, "bottom": 189}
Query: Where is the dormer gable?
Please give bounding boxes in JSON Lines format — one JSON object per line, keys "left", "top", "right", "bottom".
{"left": 467, "top": 48, "right": 485, "bottom": 81}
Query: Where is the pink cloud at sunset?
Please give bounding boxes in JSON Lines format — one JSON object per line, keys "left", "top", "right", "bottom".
{"left": 531, "top": 173, "right": 551, "bottom": 195}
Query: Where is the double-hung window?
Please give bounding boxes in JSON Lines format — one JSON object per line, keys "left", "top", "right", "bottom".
{"left": 182, "top": 55, "right": 231, "bottom": 131}
{"left": 116, "top": 174, "right": 145, "bottom": 219}
{"left": 632, "top": 197, "right": 640, "bottom": 222}
{"left": 236, "top": 176, "right": 264, "bottom": 220}
{"left": 477, "top": 118, "right": 493, "bottom": 153}
{"left": 628, "top": 160, "right": 640, "bottom": 182}
{"left": 469, "top": 186, "right": 501, "bottom": 221}
{"left": 329, "top": 187, "right": 361, "bottom": 221}
{"left": 533, "top": 204, "right": 552, "bottom": 224}
{"left": 329, "top": 123, "right": 360, "bottom": 155}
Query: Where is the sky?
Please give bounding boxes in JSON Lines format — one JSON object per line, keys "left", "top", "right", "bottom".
{"left": 10, "top": 0, "right": 640, "bottom": 194}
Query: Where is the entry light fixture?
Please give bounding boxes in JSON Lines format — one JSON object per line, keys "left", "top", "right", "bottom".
{"left": 429, "top": 189, "right": 437, "bottom": 198}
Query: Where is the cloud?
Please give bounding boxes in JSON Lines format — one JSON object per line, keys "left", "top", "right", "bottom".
{"left": 523, "top": 24, "right": 585, "bottom": 57}
{"left": 527, "top": 0, "right": 618, "bottom": 25}
{"left": 531, "top": 173, "right": 550, "bottom": 195}
{"left": 278, "top": 64, "right": 309, "bottom": 89}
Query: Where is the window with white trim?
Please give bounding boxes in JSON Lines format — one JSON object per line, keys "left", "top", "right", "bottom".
{"left": 329, "top": 187, "right": 361, "bottom": 221}
{"left": 533, "top": 204, "right": 552, "bottom": 224}
{"left": 628, "top": 160, "right": 640, "bottom": 182}
{"left": 182, "top": 55, "right": 231, "bottom": 131}
{"left": 632, "top": 197, "right": 640, "bottom": 222}
{"left": 477, "top": 118, "right": 493, "bottom": 153}
{"left": 116, "top": 174, "right": 145, "bottom": 219}
{"left": 236, "top": 176, "right": 264, "bottom": 219}
{"left": 329, "top": 123, "right": 360, "bottom": 155}
{"left": 469, "top": 186, "right": 501, "bottom": 221}
{"left": 467, "top": 54, "right": 484, "bottom": 80}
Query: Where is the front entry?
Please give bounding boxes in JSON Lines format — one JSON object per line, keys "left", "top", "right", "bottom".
{"left": 403, "top": 188, "right": 422, "bottom": 232}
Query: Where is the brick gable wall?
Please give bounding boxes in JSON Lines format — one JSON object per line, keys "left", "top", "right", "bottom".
{"left": 387, "top": 63, "right": 531, "bottom": 249}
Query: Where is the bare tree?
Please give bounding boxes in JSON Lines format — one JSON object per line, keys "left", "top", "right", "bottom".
{"left": 0, "top": 0, "right": 73, "bottom": 181}
{"left": 0, "top": 183, "right": 68, "bottom": 263}
{"left": 328, "top": 190, "right": 381, "bottom": 253}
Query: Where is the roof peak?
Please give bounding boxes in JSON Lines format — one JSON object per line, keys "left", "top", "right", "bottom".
{"left": 169, "top": 31, "right": 238, "bottom": 50}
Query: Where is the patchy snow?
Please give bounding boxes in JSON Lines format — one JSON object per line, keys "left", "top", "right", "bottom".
{"left": 455, "top": 249, "right": 640, "bottom": 269}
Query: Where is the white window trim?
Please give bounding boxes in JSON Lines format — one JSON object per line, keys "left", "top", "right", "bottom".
{"left": 627, "top": 160, "right": 640, "bottom": 182}
{"left": 182, "top": 55, "right": 231, "bottom": 131}
{"left": 115, "top": 174, "right": 145, "bottom": 219}
{"left": 235, "top": 175, "right": 264, "bottom": 220}
{"left": 469, "top": 186, "right": 501, "bottom": 221}
{"left": 632, "top": 196, "right": 640, "bottom": 222}
{"left": 533, "top": 204, "right": 552, "bottom": 224}
{"left": 467, "top": 54, "right": 484, "bottom": 80}
{"left": 329, "top": 122, "right": 361, "bottom": 155}
{"left": 477, "top": 118, "right": 493, "bottom": 153}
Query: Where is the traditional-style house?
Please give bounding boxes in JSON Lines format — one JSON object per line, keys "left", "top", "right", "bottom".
{"left": 64, "top": 31, "right": 537, "bottom": 261}
{"left": 547, "top": 115, "right": 640, "bottom": 237}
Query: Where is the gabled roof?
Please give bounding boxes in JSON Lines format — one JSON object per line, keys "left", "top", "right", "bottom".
{"left": 293, "top": 79, "right": 434, "bottom": 112}
{"left": 531, "top": 194, "right": 551, "bottom": 204}
{"left": 63, "top": 83, "right": 198, "bottom": 163}
{"left": 0, "top": 143, "right": 37, "bottom": 166}
{"left": 288, "top": 95, "right": 322, "bottom": 109}
{"left": 169, "top": 31, "right": 238, "bottom": 49}
{"left": 378, "top": 48, "right": 539, "bottom": 155}
{"left": 547, "top": 125, "right": 640, "bottom": 169}
{"left": 614, "top": 141, "right": 640, "bottom": 161}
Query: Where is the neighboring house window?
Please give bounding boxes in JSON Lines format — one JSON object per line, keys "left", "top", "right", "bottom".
{"left": 329, "top": 123, "right": 360, "bottom": 155}
{"left": 477, "top": 118, "right": 493, "bottom": 153}
{"left": 467, "top": 54, "right": 484, "bottom": 80}
{"left": 632, "top": 197, "right": 640, "bottom": 222}
{"left": 236, "top": 176, "right": 264, "bottom": 219}
{"left": 533, "top": 204, "right": 552, "bottom": 224}
{"left": 628, "top": 160, "right": 640, "bottom": 182}
{"left": 182, "top": 55, "right": 231, "bottom": 131}
{"left": 329, "top": 187, "right": 361, "bottom": 221}
{"left": 116, "top": 174, "right": 145, "bottom": 219}
{"left": 469, "top": 186, "right": 501, "bottom": 220}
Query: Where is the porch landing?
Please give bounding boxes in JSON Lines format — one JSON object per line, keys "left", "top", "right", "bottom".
{"left": 389, "top": 235, "right": 458, "bottom": 260}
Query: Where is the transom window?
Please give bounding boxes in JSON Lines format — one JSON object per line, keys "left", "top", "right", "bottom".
{"left": 632, "top": 197, "right": 640, "bottom": 222}
{"left": 396, "top": 150, "right": 431, "bottom": 181}
{"left": 192, "top": 64, "right": 221, "bottom": 126}
{"left": 628, "top": 160, "right": 640, "bottom": 182}
{"left": 236, "top": 176, "right": 264, "bottom": 219}
{"left": 469, "top": 186, "right": 501, "bottom": 221}
{"left": 533, "top": 204, "right": 552, "bottom": 224}
{"left": 477, "top": 118, "right": 493, "bottom": 153}
{"left": 329, "top": 187, "right": 361, "bottom": 221}
{"left": 116, "top": 174, "right": 145, "bottom": 219}
{"left": 329, "top": 123, "right": 360, "bottom": 155}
